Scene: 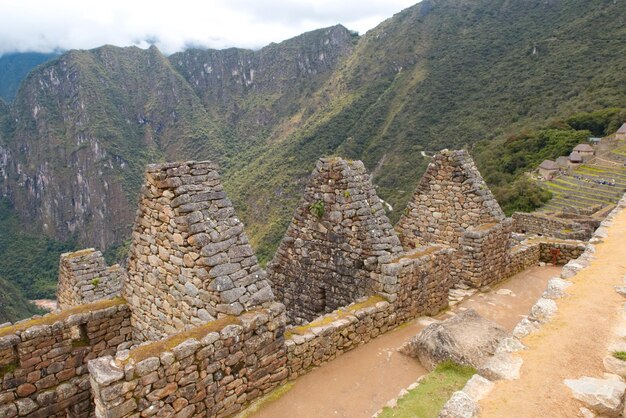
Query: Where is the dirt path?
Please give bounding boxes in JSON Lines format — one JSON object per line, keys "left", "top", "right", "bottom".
{"left": 480, "top": 209, "right": 626, "bottom": 417}
{"left": 250, "top": 266, "right": 559, "bottom": 418}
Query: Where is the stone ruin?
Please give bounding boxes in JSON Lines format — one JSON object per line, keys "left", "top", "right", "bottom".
{"left": 0, "top": 151, "right": 599, "bottom": 418}
{"left": 396, "top": 150, "right": 512, "bottom": 288}
{"left": 267, "top": 157, "right": 403, "bottom": 323}
{"left": 57, "top": 248, "right": 124, "bottom": 310}
{"left": 125, "top": 161, "right": 274, "bottom": 342}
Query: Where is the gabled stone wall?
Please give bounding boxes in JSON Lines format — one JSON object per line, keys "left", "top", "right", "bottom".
{"left": 396, "top": 150, "right": 509, "bottom": 287}
{"left": 0, "top": 299, "right": 131, "bottom": 418}
{"left": 125, "top": 161, "right": 274, "bottom": 342}
{"left": 57, "top": 248, "right": 124, "bottom": 310}
{"left": 396, "top": 150, "right": 505, "bottom": 249}
{"left": 267, "top": 157, "right": 402, "bottom": 324}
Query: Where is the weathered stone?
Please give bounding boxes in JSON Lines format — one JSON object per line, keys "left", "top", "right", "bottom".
{"left": 134, "top": 357, "right": 160, "bottom": 376}
{"left": 479, "top": 353, "right": 523, "bottom": 380}
{"left": 528, "top": 298, "right": 557, "bottom": 323}
{"left": 15, "top": 397, "right": 37, "bottom": 416}
{"left": 88, "top": 357, "right": 124, "bottom": 386}
{"left": 461, "top": 374, "right": 494, "bottom": 401}
{"left": 402, "top": 309, "right": 507, "bottom": 371}
{"left": 438, "top": 391, "right": 478, "bottom": 418}
{"left": 564, "top": 376, "right": 626, "bottom": 417}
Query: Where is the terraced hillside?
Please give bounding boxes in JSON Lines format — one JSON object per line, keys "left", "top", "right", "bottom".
{"left": 540, "top": 147, "right": 626, "bottom": 213}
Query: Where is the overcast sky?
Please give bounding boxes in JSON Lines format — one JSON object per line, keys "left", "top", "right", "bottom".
{"left": 0, "top": 0, "right": 418, "bottom": 56}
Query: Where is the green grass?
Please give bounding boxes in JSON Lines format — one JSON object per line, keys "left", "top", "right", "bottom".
{"left": 613, "top": 351, "right": 626, "bottom": 361}
{"left": 378, "top": 361, "right": 476, "bottom": 418}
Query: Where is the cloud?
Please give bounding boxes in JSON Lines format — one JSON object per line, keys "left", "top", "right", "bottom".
{"left": 0, "top": 0, "right": 418, "bottom": 56}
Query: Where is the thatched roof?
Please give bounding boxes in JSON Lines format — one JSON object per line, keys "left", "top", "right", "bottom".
{"left": 574, "top": 143, "right": 594, "bottom": 152}
{"left": 539, "top": 160, "right": 559, "bottom": 170}
{"left": 569, "top": 151, "right": 583, "bottom": 162}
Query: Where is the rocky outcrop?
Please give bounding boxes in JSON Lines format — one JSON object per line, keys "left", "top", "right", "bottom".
{"left": 401, "top": 309, "right": 508, "bottom": 371}
{"left": 564, "top": 375, "right": 626, "bottom": 417}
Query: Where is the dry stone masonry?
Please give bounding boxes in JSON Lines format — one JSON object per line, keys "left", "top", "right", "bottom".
{"left": 396, "top": 149, "right": 505, "bottom": 249}
{"left": 0, "top": 299, "right": 131, "bottom": 418}
{"left": 0, "top": 152, "right": 610, "bottom": 418}
{"left": 512, "top": 211, "right": 599, "bottom": 241}
{"left": 396, "top": 150, "right": 510, "bottom": 287}
{"left": 57, "top": 248, "right": 125, "bottom": 310}
{"left": 125, "top": 161, "right": 274, "bottom": 342}
{"left": 89, "top": 303, "right": 286, "bottom": 418}
{"left": 268, "top": 157, "right": 403, "bottom": 324}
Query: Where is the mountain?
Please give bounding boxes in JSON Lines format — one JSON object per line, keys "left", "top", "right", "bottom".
{"left": 0, "top": 0, "right": 624, "bottom": 291}
{"left": 0, "top": 275, "right": 44, "bottom": 323}
{"left": 0, "top": 52, "right": 60, "bottom": 102}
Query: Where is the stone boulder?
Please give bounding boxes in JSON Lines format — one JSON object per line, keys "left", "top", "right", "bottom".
{"left": 401, "top": 309, "right": 508, "bottom": 371}
{"left": 564, "top": 375, "right": 626, "bottom": 417}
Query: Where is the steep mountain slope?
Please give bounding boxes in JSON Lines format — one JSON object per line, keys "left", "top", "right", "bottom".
{"left": 0, "top": 52, "right": 60, "bottom": 102}
{"left": 0, "top": 0, "right": 624, "bottom": 274}
{"left": 223, "top": 0, "right": 626, "bottom": 258}
{"left": 0, "top": 275, "right": 43, "bottom": 323}
{"left": 2, "top": 45, "right": 227, "bottom": 248}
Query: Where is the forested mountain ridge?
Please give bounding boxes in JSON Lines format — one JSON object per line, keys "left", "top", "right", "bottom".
{"left": 0, "top": 52, "right": 60, "bottom": 102}
{"left": 0, "top": 0, "right": 624, "bottom": 307}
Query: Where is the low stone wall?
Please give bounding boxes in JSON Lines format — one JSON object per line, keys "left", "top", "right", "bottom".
{"left": 0, "top": 299, "right": 131, "bottom": 418}
{"left": 507, "top": 242, "right": 541, "bottom": 278}
{"left": 285, "top": 297, "right": 396, "bottom": 379}
{"left": 387, "top": 245, "right": 455, "bottom": 322}
{"left": 538, "top": 240, "right": 587, "bottom": 265}
{"left": 57, "top": 249, "right": 124, "bottom": 310}
{"left": 89, "top": 303, "right": 286, "bottom": 418}
{"left": 458, "top": 220, "right": 512, "bottom": 288}
{"left": 506, "top": 238, "right": 586, "bottom": 279}
{"left": 511, "top": 212, "right": 594, "bottom": 241}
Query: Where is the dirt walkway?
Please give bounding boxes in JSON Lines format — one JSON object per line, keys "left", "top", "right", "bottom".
{"left": 480, "top": 209, "right": 626, "bottom": 417}
{"left": 250, "top": 266, "right": 559, "bottom": 418}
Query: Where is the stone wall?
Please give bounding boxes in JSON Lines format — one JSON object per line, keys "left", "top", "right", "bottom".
{"left": 395, "top": 150, "right": 509, "bottom": 288}
{"left": 511, "top": 212, "right": 596, "bottom": 241}
{"left": 125, "top": 161, "right": 274, "bottom": 342}
{"left": 285, "top": 297, "right": 395, "bottom": 379}
{"left": 0, "top": 299, "right": 131, "bottom": 418}
{"left": 458, "top": 219, "right": 512, "bottom": 288}
{"left": 506, "top": 238, "right": 587, "bottom": 279}
{"left": 88, "top": 303, "right": 286, "bottom": 418}
{"left": 395, "top": 150, "right": 505, "bottom": 249}
{"left": 507, "top": 242, "right": 542, "bottom": 278}
{"left": 538, "top": 240, "right": 587, "bottom": 264}
{"left": 268, "top": 157, "right": 402, "bottom": 324}
{"left": 57, "top": 248, "right": 125, "bottom": 310}
{"left": 385, "top": 245, "right": 455, "bottom": 322}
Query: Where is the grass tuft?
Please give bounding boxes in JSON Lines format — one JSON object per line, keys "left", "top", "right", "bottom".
{"left": 378, "top": 361, "right": 476, "bottom": 418}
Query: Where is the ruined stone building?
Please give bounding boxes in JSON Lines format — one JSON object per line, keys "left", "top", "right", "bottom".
{"left": 267, "top": 157, "right": 403, "bottom": 323}
{"left": 0, "top": 151, "right": 592, "bottom": 418}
